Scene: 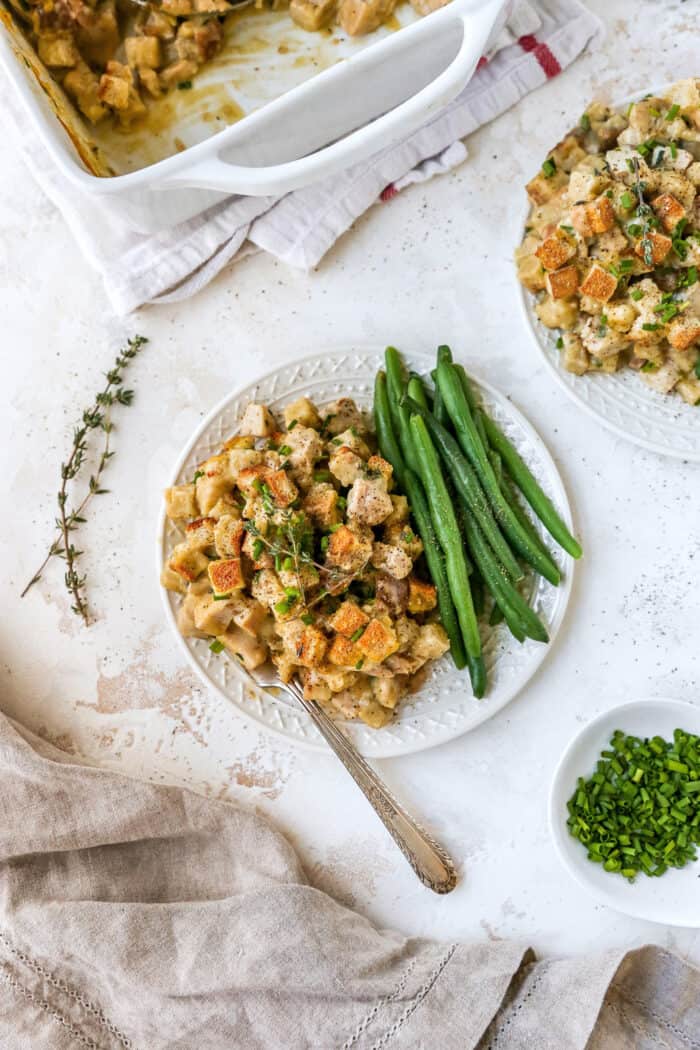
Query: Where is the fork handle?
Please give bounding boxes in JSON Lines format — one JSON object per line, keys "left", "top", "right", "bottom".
{"left": 289, "top": 682, "right": 458, "bottom": 894}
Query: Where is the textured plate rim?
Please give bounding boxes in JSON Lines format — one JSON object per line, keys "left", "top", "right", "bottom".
{"left": 157, "top": 346, "right": 576, "bottom": 757}
{"left": 548, "top": 698, "right": 700, "bottom": 927}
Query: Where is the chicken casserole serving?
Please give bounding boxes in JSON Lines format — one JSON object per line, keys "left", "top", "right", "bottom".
{"left": 161, "top": 394, "right": 450, "bottom": 728}
{"left": 517, "top": 78, "right": 700, "bottom": 405}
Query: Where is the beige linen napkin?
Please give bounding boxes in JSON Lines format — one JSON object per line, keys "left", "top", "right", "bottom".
{"left": 0, "top": 709, "right": 697, "bottom": 1050}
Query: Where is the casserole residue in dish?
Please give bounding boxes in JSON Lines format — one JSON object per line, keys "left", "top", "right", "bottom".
{"left": 9, "top": 0, "right": 449, "bottom": 133}
{"left": 517, "top": 79, "right": 700, "bottom": 406}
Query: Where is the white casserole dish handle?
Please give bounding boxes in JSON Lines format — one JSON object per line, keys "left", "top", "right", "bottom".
{"left": 160, "top": 0, "right": 506, "bottom": 197}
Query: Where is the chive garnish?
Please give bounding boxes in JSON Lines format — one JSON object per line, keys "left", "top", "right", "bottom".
{"left": 209, "top": 639, "right": 224, "bottom": 653}
{"left": 541, "top": 158, "right": 556, "bottom": 178}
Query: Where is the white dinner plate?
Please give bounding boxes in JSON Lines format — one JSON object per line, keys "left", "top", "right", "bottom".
{"left": 549, "top": 699, "right": 700, "bottom": 927}
{"left": 519, "top": 281, "right": 700, "bottom": 461}
{"left": 158, "top": 348, "right": 576, "bottom": 757}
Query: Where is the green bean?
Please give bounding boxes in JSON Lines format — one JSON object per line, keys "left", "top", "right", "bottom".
{"left": 373, "top": 371, "right": 467, "bottom": 670}
{"left": 481, "top": 413, "right": 583, "bottom": 559}
{"left": 463, "top": 512, "right": 549, "bottom": 644}
{"left": 501, "top": 477, "right": 553, "bottom": 565}
{"left": 436, "top": 362, "right": 561, "bottom": 586}
{"left": 407, "top": 374, "right": 430, "bottom": 412}
{"left": 401, "top": 396, "right": 524, "bottom": 583}
{"left": 470, "top": 568, "right": 485, "bottom": 617}
{"left": 385, "top": 347, "right": 417, "bottom": 460}
{"left": 489, "top": 602, "right": 505, "bottom": 627}
{"left": 467, "top": 653, "right": 486, "bottom": 699}
{"left": 409, "top": 414, "right": 482, "bottom": 661}
{"left": 430, "top": 347, "right": 453, "bottom": 428}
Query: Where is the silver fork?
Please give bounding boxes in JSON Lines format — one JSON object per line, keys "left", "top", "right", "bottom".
{"left": 247, "top": 665, "right": 458, "bottom": 894}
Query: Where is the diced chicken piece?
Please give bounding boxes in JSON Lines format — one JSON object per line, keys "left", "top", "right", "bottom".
{"left": 196, "top": 454, "right": 236, "bottom": 514}
{"left": 218, "top": 627, "right": 268, "bottom": 672}
{"left": 143, "top": 9, "right": 176, "bottom": 38}
{"left": 139, "top": 68, "right": 162, "bottom": 99}
{"left": 238, "top": 402, "right": 276, "bottom": 438}
{"left": 208, "top": 558, "right": 245, "bottom": 596}
{"left": 38, "top": 32, "right": 80, "bottom": 68}
{"left": 516, "top": 240, "right": 548, "bottom": 294}
{"left": 677, "top": 375, "right": 700, "bottom": 404}
{"left": 337, "top": 0, "right": 396, "bottom": 35}
{"left": 666, "top": 77, "right": 700, "bottom": 115}
{"left": 283, "top": 397, "right": 321, "bottom": 430}
{"left": 327, "top": 428, "right": 371, "bottom": 459}
{"left": 655, "top": 171, "right": 696, "bottom": 212}
{"left": 192, "top": 594, "right": 236, "bottom": 635}
{"left": 251, "top": 570, "right": 293, "bottom": 619}
{"left": 168, "top": 542, "right": 209, "bottom": 582}
{"left": 346, "top": 478, "right": 393, "bottom": 525}
{"left": 366, "top": 455, "right": 392, "bottom": 485}
{"left": 640, "top": 361, "right": 680, "bottom": 394}
{"left": 375, "top": 574, "right": 409, "bottom": 616}
{"left": 413, "top": 623, "right": 450, "bottom": 663}
{"left": 535, "top": 296, "right": 579, "bottom": 329}
{"left": 75, "top": 1, "right": 120, "bottom": 67}
{"left": 214, "top": 514, "right": 245, "bottom": 557}
{"left": 579, "top": 264, "right": 617, "bottom": 302}
{"left": 164, "top": 484, "right": 198, "bottom": 522}
{"left": 282, "top": 425, "right": 324, "bottom": 480}
{"left": 326, "top": 524, "right": 373, "bottom": 574}
{"left": 686, "top": 162, "right": 700, "bottom": 187}
{"left": 535, "top": 233, "right": 577, "bottom": 271}
{"left": 370, "top": 543, "right": 412, "bottom": 580}
{"left": 327, "top": 635, "right": 363, "bottom": 668}
{"left": 194, "top": 0, "right": 231, "bottom": 9}
{"left": 175, "top": 18, "right": 223, "bottom": 63}
{"left": 207, "top": 493, "right": 241, "bottom": 521}
{"left": 358, "top": 697, "right": 393, "bottom": 729}
{"left": 303, "top": 482, "right": 339, "bottom": 528}
{"left": 371, "top": 677, "right": 400, "bottom": 710}
{"left": 545, "top": 265, "right": 579, "bottom": 300}
{"left": 384, "top": 522, "right": 422, "bottom": 560}
{"left": 384, "top": 495, "right": 409, "bottom": 526}
{"left": 635, "top": 231, "right": 673, "bottom": 265}
{"left": 160, "top": 59, "right": 199, "bottom": 90}
{"left": 407, "top": 578, "right": 437, "bottom": 614}
{"left": 321, "top": 398, "right": 367, "bottom": 436}
{"left": 589, "top": 226, "right": 628, "bottom": 267}
{"left": 160, "top": 565, "right": 187, "bottom": 594}
{"left": 668, "top": 316, "right": 700, "bottom": 350}
{"left": 230, "top": 595, "right": 269, "bottom": 637}
{"left": 560, "top": 333, "right": 590, "bottom": 376}
{"left": 329, "top": 446, "right": 364, "bottom": 486}
{"left": 652, "top": 193, "right": 686, "bottom": 232}
{"left": 242, "top": 529, "right": 273, "bottom": 569}
{"left": 526, "top": 169, "right": 568, "bottom": 206}
{"left": 328, "top": 600, "right": 369, "bottom": 638}
{"left": 605, "top": 302, "right": 637, "bottom": 333}
{"left": 236, "top": 465, "right": 268, "bottom": 498}
{"left": 566, "top": 158, "right": 611, "bottom": 204}
{"left": 227, "top": 447, "right": 265, "bottom": 478}
{"left": 579, "top": 317, "right": 629, "bottom": 360}
{"left": 176, "top": 590, "right": 209, "bottom": 639}
{"left": 63, "top": 61, "right": 108, "bottom": 123}
{"left": 125, "top": 36, "right": 162, "bottom": 69}
{"left": 185, "top": 516, "right": 216, "bottom": 552}
{"left": 357, "top": 619, "right": 399, "bottom": 664}
{"left": 301, "top": 669, "right": 332, "bottom": 702}
{"left": 605, "top": 147, "right": 651, "bottom": 185}
{"left": 290, "top": 0, "right": 337, "bottom": 30}
{"left": 98, "top": 71, "right": 130, "bottom": 110}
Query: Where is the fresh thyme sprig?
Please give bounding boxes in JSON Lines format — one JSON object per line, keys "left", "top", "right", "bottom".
{"left": 630, "top": 157, "right": 657, "bottom": 267}
{"left": 21, "top": 335, "right": 148, "bottom": 623}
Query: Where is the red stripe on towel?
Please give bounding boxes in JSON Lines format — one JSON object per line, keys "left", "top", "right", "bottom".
{"left": 381, "top": 184, "right": 399, "bottom": 202}
{"left": 518, "top": 34, "right": 561, "bottom": 78}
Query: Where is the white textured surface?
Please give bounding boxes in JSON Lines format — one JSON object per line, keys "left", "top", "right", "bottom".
{"left": 1, "top": 0, "right": 699, "bottom": 967}
{"left": 161, "top": 348, "right": 573, "bottom": 756}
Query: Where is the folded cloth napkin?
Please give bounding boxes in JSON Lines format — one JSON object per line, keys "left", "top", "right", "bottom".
{"left": 1, "top": 0, "right": 601, "bottom": 314}
{"left": 0, "top": 709, "right": 697, "bottom": 1049}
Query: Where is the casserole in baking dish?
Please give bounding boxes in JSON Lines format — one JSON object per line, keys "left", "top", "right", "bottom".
{"left": 0, "top": 0, "right": 508, "bottom": 231}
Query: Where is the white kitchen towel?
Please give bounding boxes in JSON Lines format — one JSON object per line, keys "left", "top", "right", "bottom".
{"left": 2, "top": 0, "right": 602, "bottom": 314}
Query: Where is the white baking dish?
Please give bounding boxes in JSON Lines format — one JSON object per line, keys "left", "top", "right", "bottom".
{"left": 0, "top": 0, "right": 508, "bottom": 232}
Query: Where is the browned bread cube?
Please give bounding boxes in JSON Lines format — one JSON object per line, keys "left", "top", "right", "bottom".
{"left": 635, "top": 231, "right": 672, "bottom": 264}
{"left": 579, "top": 264, "right": 618, "bottom": 302}
{"left": 535, "top": 235, "right": 576, "bottom": 271}
{"left": 208, "top": 558, "right": 245, "bottom": 596}
{"left": 328, "top": 600, "right": 370, "bottom": 638}
{"left": 545, "top": 265, "right": 579, "bottom": 300}
{"left": 652, "top": 193, "right": 686, "bottom": 232}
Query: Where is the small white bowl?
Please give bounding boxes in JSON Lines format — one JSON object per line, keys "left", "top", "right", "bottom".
{"left": 549, "top": 699, "right": 700, "bottom": 927}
